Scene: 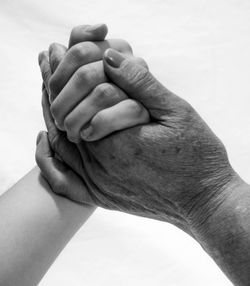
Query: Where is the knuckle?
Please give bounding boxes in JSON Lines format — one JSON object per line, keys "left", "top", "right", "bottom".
{"left": 135, "top": 57, "right": 149, "bottom": 70}
{"left": 64, "top": 115, "right": 74, "bottom": 132}
{"left": 126, "top": 63, "right": 150, "bottom": 90}
{"left": 92, "top": 111, "right": 105, "bottom": 125}
{"left": 118, "top": 39, "right": 133, "bottom": 53}
{"left": 48, "top": 75, "right": 58, "bottom": 97}
{"left": 75, "top": 66, "right": 89, "bottom": 82}
{"left": 64, "top": 116, "right": 80, "bottom": 142}
{"left": 50, "top": 101, "right": 59, "bottom": 120}
{"left": 129, "top": 100, "right": 144, "bottom": 116}
{"left": 135, "top": 66, "right": 149, "bottom": 83}
{"left": 75, "top": 65, "right": 96, "bottom": 87}
{"left": 70, "top": 42, "right": 91, "bottom": 60}
{"left": 94, "top": 83, "right": 116, "bottom": 103}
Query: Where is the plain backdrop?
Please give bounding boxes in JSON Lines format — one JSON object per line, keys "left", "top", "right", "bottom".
{"left": 1, "top": 0, "right": 250, "bottom": 285}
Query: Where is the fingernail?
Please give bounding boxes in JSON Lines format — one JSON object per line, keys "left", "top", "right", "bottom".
{"left": 104, "top": 48, "right": 125, "bottom": 68}
{"left": 86, "top": 23, "right": 105, "bottom": 32}
{"left": 81, "top": 126, "right": 94, "bottom": 139}
{"left": 36, "top": 131, "right": 44, "bottom": 145}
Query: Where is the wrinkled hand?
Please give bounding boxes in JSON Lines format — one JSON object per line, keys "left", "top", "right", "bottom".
{"left": 37, "top": 27, "right": 238, "bottom": 237}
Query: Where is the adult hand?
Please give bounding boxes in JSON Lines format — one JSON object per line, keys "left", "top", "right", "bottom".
{"left": 38, "top": 27, "right": 250, "bottom": 285}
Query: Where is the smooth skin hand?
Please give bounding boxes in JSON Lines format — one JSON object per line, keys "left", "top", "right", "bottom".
{"left": 46, "top": 24, "right": 149, "bottom": 142}
{"left": 37, "top": 24, "right": 150, "bottom": 203}
{"left": 38, "top": 25, "right": 250, "bottom": 285}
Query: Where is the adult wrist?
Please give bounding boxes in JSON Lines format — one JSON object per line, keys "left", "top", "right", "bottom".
{"left": 183, "top": 164, "right": 239, "bottom": 233}
{"left": 190, "top": 175, "right": 250, "bottom": 285}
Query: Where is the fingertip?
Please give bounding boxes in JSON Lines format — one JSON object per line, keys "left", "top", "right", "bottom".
{"left": 80, "top": 125, "right": 94, "bottom": 141}
{"left": 48, "top": 42, "right": 59, "bottom": 56}
{"left": 48, "top": 43, "right": 67, "bottom": 73}
{"left": 55, "top": 120, "right": 65, "bottom": 131}
{"left": 86, "top": 23, "right": 108, "bottom": 33}
{"left": 38, "top": 52, "right": 43, "bottom": 66}
{"left": 69, "top": 23, "right": 108, "bottom": 47}
{"left": 35, "top": 131, "right": 51, "bottom": 167}
{"left": 95, "top": 23, "right": 108, "bottom": 38}
{"left": 36, "top": 130, "right": 45, "bottom": 145}
{"left": 102, "top": 23, "right": 108, "bottom": 34}
{"left": 38, "top": 50, "right": 49, "bottom": 66}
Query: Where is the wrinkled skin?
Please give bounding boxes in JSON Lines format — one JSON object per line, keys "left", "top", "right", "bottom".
{"left": 76, "top": 98, "right": 235, "bottom": 232}
{"left": 38, "top": 25, "right": 238, "bottom": 237}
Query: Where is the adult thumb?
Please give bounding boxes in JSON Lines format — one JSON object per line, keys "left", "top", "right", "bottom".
{"left": 103, "top": 48, "right": 176, "bottom": 112}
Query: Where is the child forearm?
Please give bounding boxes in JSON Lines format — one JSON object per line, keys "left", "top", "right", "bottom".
{"left": 0, "top": 167, "right": 96, "bottom": 286}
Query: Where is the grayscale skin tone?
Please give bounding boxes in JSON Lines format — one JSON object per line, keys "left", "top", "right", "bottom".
{"left": 0, "top": 24, "right": 143, "bottom": 286}
{"left": 0, "top": 25, "right": 111, "bottom": 286}
{"left": 0, "top": 167, "right": 95, "bottom": 286}
{"left": 46, "top": 24, "right": 149, "bottom": 143}
{"left": 37, "top": 24, "right": 250, "bottom": 286}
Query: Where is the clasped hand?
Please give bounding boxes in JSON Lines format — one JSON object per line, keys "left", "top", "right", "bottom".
{"left": 37, "top": 23, "right": 239, "bottom": 238}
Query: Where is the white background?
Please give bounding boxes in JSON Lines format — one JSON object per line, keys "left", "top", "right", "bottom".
{"left": 1, "top": 0, "right": 250, "bottom": 285}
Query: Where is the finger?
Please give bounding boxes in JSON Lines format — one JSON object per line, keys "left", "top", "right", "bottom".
{"left": 39, "top": 45, "right": 86, "bottom": 175}
{"left": 48, "top": 43, "right": 67, "bottom": 73}
{"left": 49, "top": 39, "right": 132, "bottom": 101}
{"left": 39, "top": 48, "right": 64, "bottom": 123}
{"left": 38, "top": 51, "right": 51, "bottom": 93}
{"left": 41, "top": 88, "right": 84, "bottom": 174}
{"left": 41, "top": 87, "right": 58, "bottom": 138}
{"left": 80, "top": 99, "right": 150, "bottom": 141}
{"left": 68, "top": 23, "right": 108, "bottom": 48}
{"left": 64, "top": 83, "right": 128, "bottom": 143}
{"left": 36, "top": 131, "right": 95, "bottom": 205}
{"left": 50, "top": 61, "right": 107, "bottom": 129}
{"left": 130, "top": 57, "right": 149, "bottom": 70}
{"left": 103, "top": 48, "right": 177, "bottom": 115}
{"left": 39, "top": 50, "right": 57, "bottom": 106}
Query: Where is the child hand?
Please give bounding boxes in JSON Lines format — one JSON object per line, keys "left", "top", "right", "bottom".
{"left": 42, "top": 24, "right": 149, "bottom": 142}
